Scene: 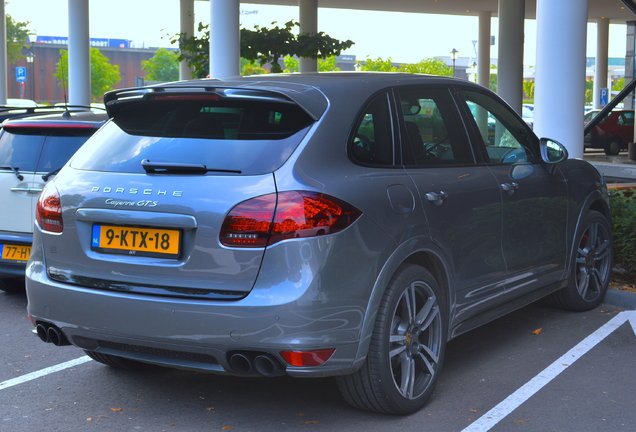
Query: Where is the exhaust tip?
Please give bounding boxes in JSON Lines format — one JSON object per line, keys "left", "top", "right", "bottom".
{"left": 47, "top": 326, "right": 70, "bottom": 346}
{"left": 254, "top": 354, "right": 282, "bottom": 376}
{"left": 229, "top": 353, "right": 253, "bottom": 375}
{"left": 36, "top": 323, "right": 50, "bottom": 343}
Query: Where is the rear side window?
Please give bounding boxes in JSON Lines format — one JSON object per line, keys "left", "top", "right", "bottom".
{"left": 349, "top": 93, "right": 395, "bottom": 166}
{"left": 71, "top": 98, "right": 314, "bottom": 175}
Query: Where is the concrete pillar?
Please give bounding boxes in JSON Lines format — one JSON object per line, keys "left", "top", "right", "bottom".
{"left": 593, "top": 18, "right": 609, "bottom": 109}
{"left": 497, "top": 0, "right": 525, "bottom": 114}
{"left": 0, "top": 2, "right": 7, "bottom": 105}
{"left": 179, "top": 0, "right": 195, "bottom": 80}
{"left": 68, "top": 0, "right": 91, "bottom": 105}
{"left": 209, "top": 0, "right": 240, "bottom": 78}
{"left": 535, "top": 0, "right": 588, "bottom": 159}
{"left": 299, "top": 0, "right": 318, "bottom": 73}
{"left": 477, "top": 11, "right": 492, "bottom": 89}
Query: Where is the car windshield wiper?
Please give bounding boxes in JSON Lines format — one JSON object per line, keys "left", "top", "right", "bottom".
{"left": 0, "top": 165, "right": 24, "bottom": 180}
{"left": 42, "top": 167, "right": 63, "bottom": 181}
{"left": 141, "top": 159, "right": 242, "bottom": 174}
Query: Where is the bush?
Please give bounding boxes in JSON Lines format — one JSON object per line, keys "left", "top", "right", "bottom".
{"left": 609, "top": 188, "right": 636, "bottom": 278}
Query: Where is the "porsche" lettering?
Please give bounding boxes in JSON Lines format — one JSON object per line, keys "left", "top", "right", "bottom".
{"left": 91, "top": 187, "right": 183, "bottom": 197}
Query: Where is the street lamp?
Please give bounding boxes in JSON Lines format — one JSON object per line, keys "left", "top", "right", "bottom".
{"left": 450, "top": 48, "right": 458, "bottom": 77}
{"left": 25, "top": 52, "right": 35, "bottom": 101}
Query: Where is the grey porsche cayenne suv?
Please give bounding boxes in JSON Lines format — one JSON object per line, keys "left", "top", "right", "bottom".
{"left": 26, "top": 73, "right": 612, "bottom": 415}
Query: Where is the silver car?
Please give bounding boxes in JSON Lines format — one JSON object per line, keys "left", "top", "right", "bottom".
{"left": 26, "top": 73, "right": 612, "bottom": 415}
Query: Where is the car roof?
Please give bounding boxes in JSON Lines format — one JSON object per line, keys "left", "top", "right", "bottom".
{"left": 105, "top": 72, "right": 479, "bottom": 121}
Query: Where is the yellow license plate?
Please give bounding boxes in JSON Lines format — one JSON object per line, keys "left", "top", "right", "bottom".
{"left": 1, "top": 244, "right": 31, "bottom": 262}
{"left": 91, "top": 225, "right": 181, "bottom": 258}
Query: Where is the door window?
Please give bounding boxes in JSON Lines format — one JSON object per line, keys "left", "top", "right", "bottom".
{"left": 461, "top": 90, "right": 539, "bottom": 165}
{"left": 397, "top": 88, "right": 474, "bottom": 166}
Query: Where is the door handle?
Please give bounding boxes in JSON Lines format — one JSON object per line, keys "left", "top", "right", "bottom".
{"left": 425, "top": 191, "right": 448, "bottom": 206}
{"left": 10, "top": 187, "right": 43, "bottom": 194}
{"left": 501, "top": 182, "right": 519, "bottom": 196}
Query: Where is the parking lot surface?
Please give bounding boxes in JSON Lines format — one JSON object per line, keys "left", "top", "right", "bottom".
{"left": 2, "top": 290, "right": 635, "bottom": 431}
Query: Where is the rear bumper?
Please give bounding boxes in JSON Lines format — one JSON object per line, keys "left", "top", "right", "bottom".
{"left": 26, "top": 217, "right": 392, "bottom": 377}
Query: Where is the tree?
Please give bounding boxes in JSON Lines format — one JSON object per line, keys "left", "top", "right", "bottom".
{"left": 142, "top": 48, "right": 179, "bottom": 82}
{"left": 172, "top": 20, "right": 354, "bottom": 76}
{"left": 358, "top": 57, "right": 453, "bottom": 76}
{"left": 283, "top": 55, "right": 341, "bottom": 72}
{"left": 7, "top": 13, "right": 31, "bottom": 63}
{"left": 54, "top": 48, "right": 121, "bottom": 101}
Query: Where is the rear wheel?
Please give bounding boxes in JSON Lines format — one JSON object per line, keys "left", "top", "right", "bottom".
{"left": 549, "top": 211, "right": 612, "bottom": 311}
{"left": 84, "top": 350, "right": 145, "bottom": 370}
{"left": 337, "top": 264, "right": 446, "bottom": 414}
{"left": 604, "top": 140, "right": 621, "bottom": 156}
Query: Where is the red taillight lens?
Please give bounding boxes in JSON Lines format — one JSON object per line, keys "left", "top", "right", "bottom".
{"left": 280, "top": 349, "right": 336, "bottom": 367}
{"left": 36, "top": 184, "right": 63, "bottom": 233}
{"left": 219, "top": 191, "right": 361, "bottom": 248}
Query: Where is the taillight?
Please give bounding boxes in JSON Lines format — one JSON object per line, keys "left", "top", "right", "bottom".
{"left": 36, "top": 183, "right": 63, "bottom": 233}
{"left": 220, "top": 191, "right": 361, "bottom": 248}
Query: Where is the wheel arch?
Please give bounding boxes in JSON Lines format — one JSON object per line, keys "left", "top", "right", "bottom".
{"left": 351, "top": 238, "right": 453, "bottom": 371}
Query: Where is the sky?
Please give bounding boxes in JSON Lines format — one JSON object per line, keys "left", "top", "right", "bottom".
{"left": 5, "top": 0, "right": 630, "bottom": 66}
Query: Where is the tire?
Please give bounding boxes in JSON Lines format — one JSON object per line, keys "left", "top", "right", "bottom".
{"left": 0, "top": 277, "right": 25, "bottom": 294}
{"left": 549, "top": 211, "right": 612, "bottom": 311}
{"left": 84, "top": 350, "right": 145, "bottom": 370}
{"left": 604, "top": 140, "right": 621, "bottom": 156}
{"left": 337, "top": 264, "right": 446, "bottom": 414}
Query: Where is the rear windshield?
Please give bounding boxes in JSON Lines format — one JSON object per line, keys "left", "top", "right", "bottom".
{"left": 0, "top": 128, "right": 94, "bottom": 173}
{"left": 70, "top": 99, "right": 314, "bottom": 175}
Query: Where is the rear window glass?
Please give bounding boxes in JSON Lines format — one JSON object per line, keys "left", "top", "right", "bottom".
{"left": 71, "top": 99, "right": 314, "bottom": 175}
{"left": 0, "top": 128, "right": 93, "bottom": 173}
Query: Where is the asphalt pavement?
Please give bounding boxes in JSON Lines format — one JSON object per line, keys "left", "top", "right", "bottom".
{"left": 2, "top": 288, "right": 635, "bottom": 432}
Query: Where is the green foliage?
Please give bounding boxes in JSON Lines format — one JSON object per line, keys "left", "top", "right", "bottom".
{"left": 7, "top": 13, "right": 31, "bottom": 63}
{"left": 585, "top": 80, "right": 594, "bottom": 104}
{"left": 283, "top": 55, "right": 341, "bottom": 73}
{"left": 170, "top": 22, "right": 210, "bottom": 78}
{"left": 399, "top": 58, "right": 453, "bottom": 76}
{"left": 240, "top": 57, "right": 267, "bottom": 75}
{"left": 522, "top": 81, "right": 534, "bottom": 101}
{"left": 358, "top": 57, "right": 453, "bottom": 76}
{"left": 610, "top": 189, "right": 636, "bottom": 278}
{"left": 142, "top": 48, "right": 179, "bottom": 82}
{"left": 612, "top": 77, "right": 625, "bottom": 92}
{"left": 54, "top": 48, "right": 121, "bottom": 102}
{"left": 172, "top": 20, "right": 354, "bottom": 76}
{"left": 489, "top": 64, "right": 497, "bottom": 93}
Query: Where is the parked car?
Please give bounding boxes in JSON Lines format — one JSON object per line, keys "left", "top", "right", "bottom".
{"left": 26, "top": 73, "right": 612, "bottom": 415}
{"left": 0, "top": 110, "right": 107, "bottom": 292}
{"left": 584, "top": 108, "right": 634, "bottom": 155}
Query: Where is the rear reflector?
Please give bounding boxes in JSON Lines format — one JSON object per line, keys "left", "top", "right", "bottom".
{"left": 219, "top": 191, "right": 361, "bottom": 248}
{"left": 36, "top": 183, "right": 63, "bottom": 233}
{"left": 280, "top": 349, "right": 336, "bottom": 367}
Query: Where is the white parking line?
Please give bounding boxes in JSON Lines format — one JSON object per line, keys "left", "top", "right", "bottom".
{"left": 462, "top": 311, "right": 636, "bottom": 432}
{"left": 0, "top": 356, "right": 91, "bottom": 391}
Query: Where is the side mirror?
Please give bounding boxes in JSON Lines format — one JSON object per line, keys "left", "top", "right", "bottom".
{"left": 539, "top": 138, "right": 568, "bottom": 174}
{"left": 540, "top": 138, "right": 568, "bottom": 163}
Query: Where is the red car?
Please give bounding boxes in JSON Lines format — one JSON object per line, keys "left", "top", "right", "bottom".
{"left": 584, "top": 109, "right": 634, "bottom": 155}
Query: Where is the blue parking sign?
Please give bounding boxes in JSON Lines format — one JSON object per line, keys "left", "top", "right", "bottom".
{"left": 599, "top": 88, "right": 609, "bottom": 106}
{"left": 16, "top": 66, "right": 27, "bottom": 82}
